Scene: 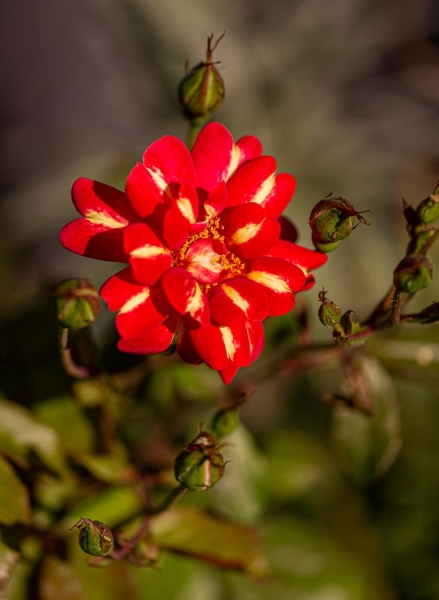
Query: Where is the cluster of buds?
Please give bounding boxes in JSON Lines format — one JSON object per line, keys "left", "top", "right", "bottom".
{"left": 318, "top": 290, "right": 365, "bottom": 344}
{"left": 178, "top": 33, "right": 225, "bottom": 126}
{"left": 309, "top": 196, "right": 369, "bottom": 252}
{"left": 174, "top": 430, "right": 225, "bottom": 492}
{"left": 394, "top": 181, "right": 439, "bottom": 294}
{"left": 54, "top": 278, "right": 100, "bottom": 329}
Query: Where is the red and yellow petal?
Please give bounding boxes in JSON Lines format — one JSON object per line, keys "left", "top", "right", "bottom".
{"left": 117, "top": 315, "right": 177, "bottom": 354}
{"left": 60, "top": 219, "right": 128, "bottom": 262}
{"left": 161, "top": 267, "right": 210, "bottom": 327}
{"left": 189, "top": 320, "right": 251, "bottom": 371}
{"left": 222, "top": 202, "right": 280, "bottom": 260}
{"left": 125, "top": 163, "right": 166, "bottom": 219}
{"left": 143, "top": 135, "right": 196, "bottom": 189}
{"left": 227, "top": 157, "right": 296, "bottom": 218}
{"left": 235, "top": 135, "right": 263, "bottom": 166}
{"left": 72, "top": 177, "right": 139, "bottom": 223}
{"left": 123, "top": 223, "right": 172, "bottom": 285}
{"left": 218, "top": 319, "right": 265, "bottom": 384}
{"left": 208, "top": 278, "right": 268, "bottom": 326}
{"left": 191, "top": 122, "right": 236, "bottom": 191}
{"left": 244, "top": 256, "right": 306, "bottom": 316}
{"left": 183, "top": 238, "right": 228, "bottom": 284}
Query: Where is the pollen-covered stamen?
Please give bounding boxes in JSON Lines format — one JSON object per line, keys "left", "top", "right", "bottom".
{"left": 172, "top": 217, "right": 244, "bottom": 284}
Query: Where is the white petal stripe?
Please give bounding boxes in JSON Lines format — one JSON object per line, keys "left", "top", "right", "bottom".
{"left": 246, "top": 271, "right": 291, "bottom": 294}
{"left": 119, "top": 289, "right": 150, "bottom": 314}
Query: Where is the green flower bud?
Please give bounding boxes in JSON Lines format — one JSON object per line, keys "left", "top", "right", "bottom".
{"left": 55, "top": 278, "right": 100, "bottom": 329}
{"left": 178, "top": 34, "right": 225, "bottom": 125}
{"left": 393, "top": 255, "right": 433, "bottom": 293}
{"left": 211, "top": 406, "right": 240, "bottom": 438}
{"left": 309, "top": 197, "right": 368, "bottom": 246}
{"left": 71, "top": 518, "right": 114, "bottom": 557}
{"left": 416, "top": 181, "right": 439, "bottom": 224}
{"left": 407, "top": 227, "right": 439, "bottom": 256}
{"left": 318, "top": 290, "right": 342, "bottom": 326}
{"left": 312, "top": 236, "right": 342, "bottom": 253}
{"left": 174, "top": 431, "right": 225, "bottom": 492}
{"left": 416, "top": 194, "right": 439, "bottom": 224}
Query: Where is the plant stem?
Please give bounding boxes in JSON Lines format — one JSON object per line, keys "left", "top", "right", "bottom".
{"left": 58, "top": 327, "right": 90, "bottom": 379}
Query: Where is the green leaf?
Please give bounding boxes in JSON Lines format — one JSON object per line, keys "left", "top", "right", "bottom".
{"left": 0, "top": 397, "right": 67, "bottom": 475}
{"left": 150, "top": 506, "right": 268, "bottom": 577}
{"left": 60, "top": 486, "right": 144, "bottom": 532}
{"left": 265, "top": 431, "right": 332, "bottom": 501}
{"left": 0, "top": 454, "right": 30, "bottom": 525}
{"left": 331, "top": 355, "right": 402, "bottom": 483}
{"left": 74, "top": 454, "right": 136, "bottom": 485}
{"left": 35, "top": 396, "right": 95, "bottom": 455}
{"left": 211, "top": 427, "right": 268, "bottom": 523}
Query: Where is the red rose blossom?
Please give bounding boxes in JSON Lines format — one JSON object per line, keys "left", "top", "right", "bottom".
{"left": 60, "top": 123, "right": 327, "bottom": 383}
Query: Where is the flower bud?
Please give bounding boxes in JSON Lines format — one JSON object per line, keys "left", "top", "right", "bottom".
{"left": 393, "top": 255, "right": 433, "bottom": 293}
{"left": 174, "top": 431, "right": 225, "bottom": 492}
{"left": 178, "top": 33, "right": 225, "bottom": 125}
{"left": 309, "top": 197, "right": 368, "bottom": 248}
{"left": 311, "top": 235, "right": 342, "bottom": 253}
{"left": 71, "top": 518, "right": 114, "bottom": 557}
{"left": 211, "top": 406, "right": 240, "bottom": 438}
{"left": 318, "top": 290, "right": 342, "bottom": 326}
{"left": 55, "top": 278, "right": 100, "bottom": 329}
{"left": 416, "top": 181, "right": 439, "bottom": 224}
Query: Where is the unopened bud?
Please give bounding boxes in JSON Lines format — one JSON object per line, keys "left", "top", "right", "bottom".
{"left": 416, "top": 181, "right": 439, "bottom": 224}
{"left": 174, "top": 431, "right": 225, "bottom": 492}
{"left": 393, "top": 255, "right": 433, "bottom": 293}
{"left": 318, "top": 290, "right": 342, "bottom": 326}
{"left": 311, "top": 235, "right": 342, "bottom": 253}
{"left": 309, "top": 196, "right": 368, "bottom": 248}
{"left": 178, "top": 34, "right": 225, "bottom": 125}
{"left": 211, "top": 406, "right": 240, "bottom": 437}
{"left": 71, "top": 518, "right": 114, "bottom": 557}
{"left": 55, "top": 278, "right": 100, "bottom": 329}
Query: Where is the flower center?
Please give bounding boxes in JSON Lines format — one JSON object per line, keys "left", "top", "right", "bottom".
{"left": 172, "top": 218, "right": 244, "bottom": 286}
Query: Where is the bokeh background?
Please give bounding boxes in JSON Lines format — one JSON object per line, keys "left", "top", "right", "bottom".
{"left": 1, "top": 1, "right": 439, "bottom": 599}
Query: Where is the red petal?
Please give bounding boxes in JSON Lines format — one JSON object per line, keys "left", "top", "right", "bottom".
{"left": 143, "top": 135, "right": 196, "bottom": 189}
{"left": 116, "top": 285, "right": 170, "bottom": 340}
{"left": 72, "top": 177, "right": 138, "bottom": 223}
{"left": 191, "top": 122, "right": 235, "bottom": 191}
{"left": 161, "top": 268, "right": 210, "bottom": 327}
{"left": 258, "top": 173, "right": 296, "bottom": 218}
{"left": 117, "top": 316, "right": 176, "bottom": 354}
{"left": 183, "top": 239, "right": 228, "bottom": 284}
{"left": 189, "top": 320, "right": 251, "bottom": 370}
{"left": 123, "top": 223, "right": 172, "bottom": 285}
{"left": 222, "top": 202, "right": 280, "bottom": 260}
{"left": 100, "top": 267, "right": 145, "bottom": 311}
{"left": 219, "top": 364, "right": 240, "bottom": 384}
{"left": 267, "top": 240, "right": 328, "bottom": 271}
{"left": 247, "top": 320, "right": 265, "bottom": 362}
{"left": 218, "top": 320, "right": 265, "bottom": 384}
{"left": 209, "top": 278, "right": 268, "bottom": 325}
{"left": 125, "top": 163, "right": 166, "bottom": 219}
{"left": 60, "top": 219, "right": 127, "bottom": 262}
{"left": 227, "top": 156, "right": 276, "bottom": 207}
{"left": 278, "top": 215, "right": 298, "bottom": 243}
{"left": 244, "top": 256, "right": 306, "bottom": 316}
{"left": 235, "top": 135, "right": 263, "bottom": 165}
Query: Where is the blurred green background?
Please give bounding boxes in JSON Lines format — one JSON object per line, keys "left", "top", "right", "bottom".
{"left": 1, "top": 0, "right": 439, "bottom": 599}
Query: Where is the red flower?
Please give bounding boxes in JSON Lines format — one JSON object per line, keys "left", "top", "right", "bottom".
{"left": 61, "top": 123, "right": 327, "bottom": 383}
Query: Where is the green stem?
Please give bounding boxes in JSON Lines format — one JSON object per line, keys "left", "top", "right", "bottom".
{"left": 58, "top": 327, "right": 90, "bottom": 379}
{"left": 187, "top": 122, "right": 202, "bottom": 149}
